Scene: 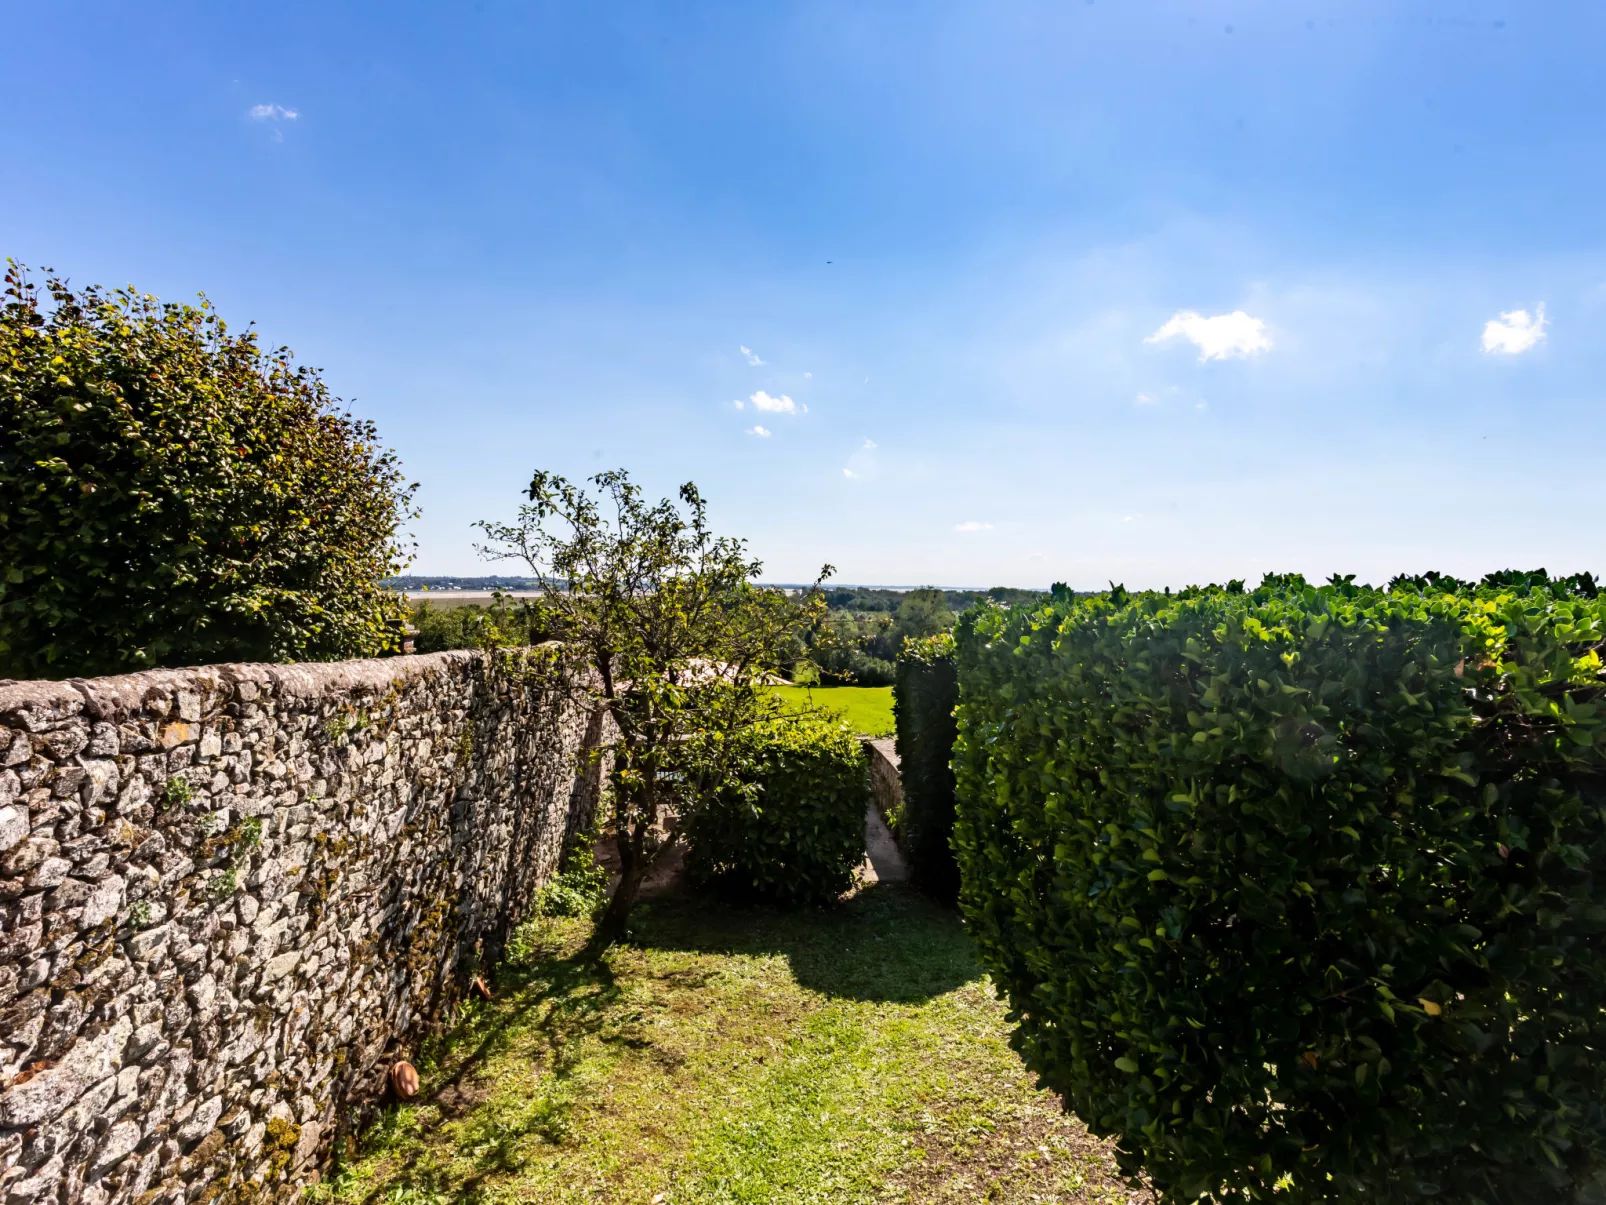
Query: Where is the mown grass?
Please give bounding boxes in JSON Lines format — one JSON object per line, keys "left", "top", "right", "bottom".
{"left": 766, "top": 684, "right": 895, "bottom": 737}
{"left": 309, "top": 887, "right": 1131, "bottom": 1205}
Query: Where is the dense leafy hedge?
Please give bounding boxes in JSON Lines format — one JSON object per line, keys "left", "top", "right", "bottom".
{"left": 952, "top": 575, "right": 1606, "bottom": 1204}
{"left": 684, "top": 715, "right": 868, "bottom": 905}
{"left": 893, "top": 631, "right": 961, "bottom": 902}
{"left": 0, "top": 263, "right": 413, "bottom": 678}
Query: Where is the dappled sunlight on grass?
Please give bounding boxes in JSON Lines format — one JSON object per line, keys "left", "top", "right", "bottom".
{"left": 309, "top": 888, "right": 1133, "bottom": 1205}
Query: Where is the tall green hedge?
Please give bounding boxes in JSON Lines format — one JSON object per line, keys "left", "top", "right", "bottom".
{"left": 684, "top": 715, "right": 868, "bottom": 905}
{"left": 952, "top": 575, "right": 1606, "bottom": 1204}
{"left": 893, "top": 631, "right": 960, "bottom": 902}
{"left": 0, "top": 263, "right": 413, "bottom": 678}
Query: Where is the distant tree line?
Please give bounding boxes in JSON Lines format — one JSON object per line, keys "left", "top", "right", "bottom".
{"left": 819, "top": 585, "right": 1047, "bottom": 613}
{"left": 385, "top": 575, "right": 540, "bottom": 591}
{"left": 798, "top": 585, "right": 1048, "bottom": 686}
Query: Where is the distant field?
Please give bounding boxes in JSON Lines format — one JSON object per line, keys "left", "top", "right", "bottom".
{"left": 766, "top": 684, "right": 895, "bottom": 737}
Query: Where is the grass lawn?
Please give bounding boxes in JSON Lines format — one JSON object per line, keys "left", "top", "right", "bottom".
{"left": 766, "top": 684, "right": 895, "bottom": 737}
{"left": 310, "top": 887, "right": 1131, "bottom": 1205}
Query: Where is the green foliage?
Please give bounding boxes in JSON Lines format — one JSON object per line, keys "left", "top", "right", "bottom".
{"left": 476, "top": 468, "right": 831, "bottom": 936}
{"left": 684, "top": 716, "right": 870, "bottom": 906}
{"left": 238, "top": 816, "right": 264, "bottom": 850}
{"left": 892, "top": 587, "right": 954, "bottom": 645}
{"left": 162, "top": 774, "right": 192, "bottom": 811}
{"left": 803, "top": 611, "right": 897, "bottom": 685}
{"left": 0, "top": 262, "right": 415, "bottom": 679}
{"left": 801, "top": 588, "right": 964, "bottom": 685}
{"left": 893, "top": 631, "right": 960, "bottom": 903}
{"left": 819, "top": 584, "right": 1047, "bottom": 614}
{"left": 952, "top": 572, "right": 1606, "bottom": 1204}
{"left": 533, "top": 842, "right": 610, "bottom": 919}
{"left": 408, "top": 597, "right": 547, "bottom": 652}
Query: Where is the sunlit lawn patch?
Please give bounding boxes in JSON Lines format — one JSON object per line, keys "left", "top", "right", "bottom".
{"left": 764, "top": 684, "right": 895, "bottom": 737}
{"left": 310, "top": 887, "right": 1131, "bottom": 1205}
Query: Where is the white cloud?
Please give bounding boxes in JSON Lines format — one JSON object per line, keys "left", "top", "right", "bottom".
{"left": 248, "top": 103, "right": 298, "bottom": 120}
{"left": 749, "top": 391, "right": 796, "bottom": 414}
{"left": 732, "top": 398, "right": 743, "bottom": 410}
{"left": 746, "top": 425, "right": 770, "bottom": 437}
{"left": 740, "top": 345, "right": 765, "bottom": 366}
{"left": 843, "top": 438, "right": 877, "bottom": 481}
{"left": 1146, "top": 310, "right": 1272, "bottom": 361}
{"left": 804, "top": 371, "right": 813, "bottom": 379}
{"left": 1134, "top": 392, "right": 1155, "bottom": 405}
{"left": 954, "top": 521, "right": 993, "bottom": 532}
{"left": 1482, "top": 305, "right": 1547, "bottom": 355}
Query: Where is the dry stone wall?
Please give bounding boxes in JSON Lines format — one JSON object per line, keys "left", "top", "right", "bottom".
{"left": 0, "top": 648, "right": 605, "bottom": 1205}
{"left": 863, "top": 738, "right": 902, "bottom": 832}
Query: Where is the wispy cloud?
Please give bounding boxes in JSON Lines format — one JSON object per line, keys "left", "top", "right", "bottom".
{"left": 749, "top": 391, "right": 797, "bottom": 414}
{"left": 1134, "top": 392, "right": 1155, "bottom": 405}
{"left": 954, "top": 521, "right": 993, "bottom": 532}
{"left": 842, "top": 438, "right": 878, "bottom": 481}
{"left": 1482, "top": 305, "right": 1547, "bottom": 355}
{"left": 1146, "top": 310, "right": 1272, "bottom": 361}
{"left": 745, "top": 425, "right": 771, "bottom": 437}
{"left": 803, "top": 371, "right": 813, "bottom": 379}
{"left": 248, "top": 103, "right": 298, "bottom": 120}
{"left": 740, "top": 345, "right": 765, "bottom": 366}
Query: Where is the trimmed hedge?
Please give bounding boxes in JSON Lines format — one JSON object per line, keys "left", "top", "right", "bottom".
{"left": 684, "top": 715, "right": 869, "bottom": 905}
{"left": 0, "top": 264, "right": 413, "bottom": 678}
{"left": 893, "top": 631, "right": 961, "bottom": 902}
{"left": 952, "top": 575, "right": 1606, "bottom": 1204}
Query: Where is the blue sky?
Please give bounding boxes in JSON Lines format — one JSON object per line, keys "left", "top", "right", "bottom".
{"left": 5, "top": 1, "right": 1604, "bottom": 588}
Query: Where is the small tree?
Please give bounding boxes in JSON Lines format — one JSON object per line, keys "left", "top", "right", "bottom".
{"left": 0, "top": 262, "right": 415, "bottom": 678}
{"left": 476, "top": 469, "right": 829, "bottom": 938}
{"left": 890, "top": 587, "right": 953, "bottom": 649}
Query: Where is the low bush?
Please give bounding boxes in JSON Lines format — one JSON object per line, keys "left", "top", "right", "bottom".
{"left": 952, "top": 575, "right": 1606, "bottom": 1204}
{"left": 893, "top": 631, "right": 961, "bottom": 902}
{"left": 684, "top": 715, "right": 869, "bottom": 905}
{"left": 532, "top": 842, "right": 609, "bottom": 919}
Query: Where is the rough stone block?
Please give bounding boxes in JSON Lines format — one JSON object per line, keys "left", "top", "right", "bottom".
{"left": 0, "top": 650, "right": 606, "bottom": 1204}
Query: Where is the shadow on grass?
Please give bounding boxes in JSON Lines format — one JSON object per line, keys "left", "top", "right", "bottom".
{"left": 627, "top": 882, "right": 981, "bottom": 1003}
{"left": 349, "top": 935, "right": 629, "bottom": 1205}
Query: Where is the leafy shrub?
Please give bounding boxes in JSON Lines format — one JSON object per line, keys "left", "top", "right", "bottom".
{"left": 409, "top": 599, "right": 548, "bottom": 652}
{"left": 893, "top": 631, "right": 960, "bottom": 903}
{"left": 0, "top": 263, "right": 414, "bottom": 678}
{"left": 684, "top": 716, "right": 869, "bottom": 905}
{"left": 952, "top": 574, "right": 1606, "bottom": 1204}
{"left": 532, "top": 841, "right": 609, "bottom": 919}
{"left": 805, "top": 610, "right": 897, "bottom": 684}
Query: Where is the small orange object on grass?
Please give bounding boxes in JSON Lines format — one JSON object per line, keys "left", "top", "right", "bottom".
{"left": 389, "top": 1060, "right": 420, "bottom": 1099}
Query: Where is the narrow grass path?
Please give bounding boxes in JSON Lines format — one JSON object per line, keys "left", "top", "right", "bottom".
{"left": 310, "top": 887, "right": 1132, "bottom": 1205}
